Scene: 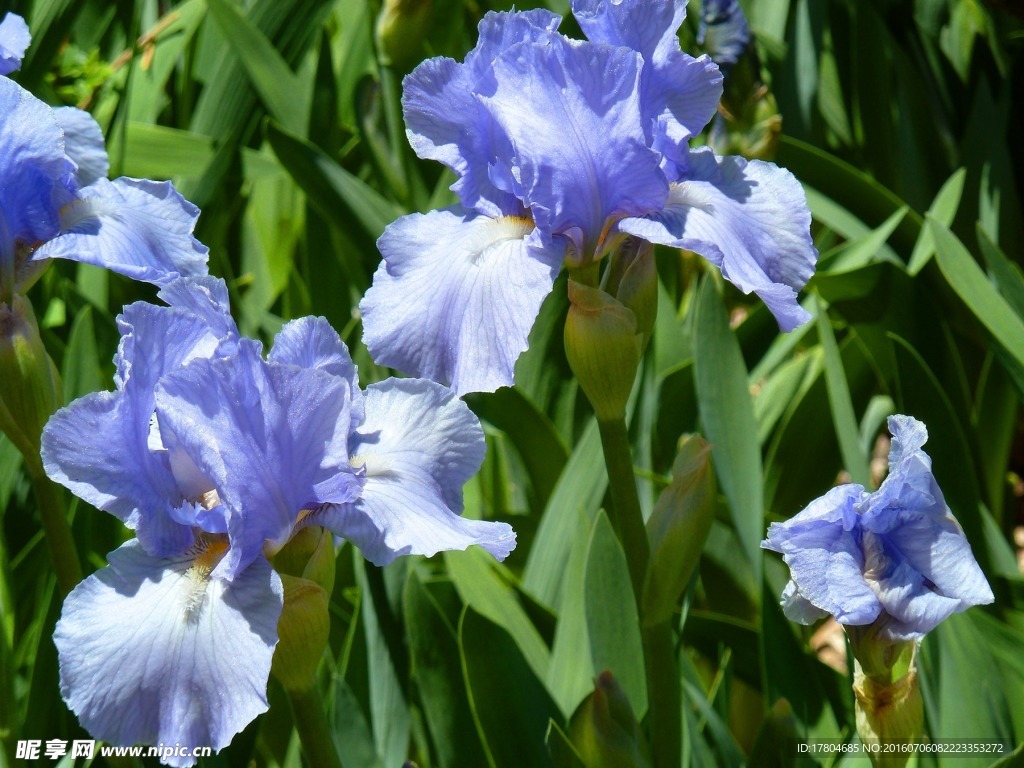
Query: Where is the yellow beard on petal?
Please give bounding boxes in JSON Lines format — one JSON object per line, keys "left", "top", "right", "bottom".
{"left": 182, "top": 535, "right": 229, "bottom": 621}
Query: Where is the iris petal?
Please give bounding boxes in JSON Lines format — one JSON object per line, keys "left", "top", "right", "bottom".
{"left": 361, "top": 206, "right": 563, "bottom": 395}
{"left": 316, "top": 378, "right": 515, "bottom": 564}
{"left": 620, "top": 148, "right": 817, "bottom": 331}
{"left": 52, "top": 107, "right": 109, "bottom": 188}
{"left": 483, "top": 35, "right": 667, "bottom": 255}
{"left": 154, "top": 341, "right": 362, "bottom": 578}
{"left": 0, "top": 13, "right": 30, "bottom": 75}
{"left": 55, "top": 540, "right": 281, "bottom": 767}
{"left": 31, "top": 177, "right": 208, "bottom": 285}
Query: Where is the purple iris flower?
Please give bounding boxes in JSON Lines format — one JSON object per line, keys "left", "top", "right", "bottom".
{"left": 42, "top": 279, "right": 513, "bottom": 765}
{"left": 762, "top": 415, "right": 994, "bottom": 641}
{"left": 360, "top": 0, "right": 817, "bottom": 396}
{"left": 0, "top": 15, "right": 207, "bottom": 301}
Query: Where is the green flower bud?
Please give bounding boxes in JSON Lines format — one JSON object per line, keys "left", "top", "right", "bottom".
{"left": 0, "top": 295, "right": 60, "bottom": 475}
{"left": 603, "top": 238, "right": 657, "bottom": 355}
{"left": 641, "top": 435, "right": 715, "bottom": 626}
{"left": 272, "top": 525, "right": 336, "bottom": 597}
{"left": 271, "top": 573, "right": 331, "bottom": 693}
{"left": 569, "top": 671, "right": 651, "bottom": 768}
{"left": 375, "top": 0, "right": 433, "bottom": 69}
{"left": 564, "top": 279, "right": 642, "bottom": 422}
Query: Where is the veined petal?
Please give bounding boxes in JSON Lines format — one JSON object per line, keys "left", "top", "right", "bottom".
{"left": 52, "top": 106, "right": 109, "bottom": 188}
{"left": 31, "top": 177, "right": 209, "bottom": 285}
{"left": 361, "top": 207, "right": 563, "bottom": 395}
{"left": 155, "top": 275, "right": 238, "bottom": 347}
{"left": 763, "top": 485, "right": 879, "bottom": 625}
{"left": 620, "top": 148, "right": 817, "bottom": 330}
{"left": 55, "top": 540, "right": 281, "bottom": 767}
{"left": 154, "top": 341, "right": 362, "bottom": 578}
{"left": 269, "top": 316, "right": 363, "bottom": 423}
{"left": 0, "top": 78, "right": 74, "bottom": 280}
{"left": 570, "top": 0, "right": 722, "bottom": 179}
{"left": 0, "top": 13, "right": 30, "bottom": 75}
{"left": 780, "top": 580, "right": 829, "bottom": 625}
{"left": 314, "top": 378, "right": 515, "bottom": 565}
{"left": 403, "top": 9, "right": 560, "bottom": 217}
{"left": 42, "top": 301, "right": 231, "bottom": 556}
{"left": 483, "top": 35, "right": 667, "bottom": 255}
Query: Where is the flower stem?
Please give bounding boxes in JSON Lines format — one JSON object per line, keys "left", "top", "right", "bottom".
{"left": 596, "top": 415, "right": 680, "bottom": 768}
{"left": 596, "top": 416, "right": 648, "bottom": 594}
{"left": 287, "top": 682, "right": 343, "bottom": 768}
{"left": 28, "top": 469, "right": 82, "bottom": 596}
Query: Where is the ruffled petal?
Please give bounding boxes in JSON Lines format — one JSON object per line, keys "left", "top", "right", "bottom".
{"left": 55, "top": 540, "right": 281, "bottom": 767}
{"left": 780, "top": 580, "right": 829, "bottom": 625}
{"left": 269, "top": 316, "right": 362, "bottom": 423}
{"left": 0, "top": 78, "right": 74, "bottom": 279}
{"left": 0, "top": 13, "right": 30, "bottom": 75}
{"left": 43, "top": 301, "right": 232, "bottom": 556}
{"left": 314, "top": 378, "right": 515, "bottom": 565}
{"left": 154, "top": 341, "right": 362, "bottom": 578}
{"left": 483, "top": 35, "right": 668, "bottom": 255}
{"left": 763, "top": 485, "right": 880, "bottom": 625}
{"left": 52, "top": 106, "right": 109, "bottom": 188}
{"left": 403, "top": 9, "right": 560, "bottom": 217}
{"left": 862, "top": 518, "right": 993, "bottom": 640}
{"left": 570, "top": 0, "right": 723, "bottom": 179}
{"left": 155, "top": 275, "right": 238, "bottom": 347}
{"left": 31, "top": 177, "right": 209, "bottom": 285}
{"left": 620, "top": 148, "right": 817, "bottom": 330}
{"left": 361, "top": 207, "right": 563, "bottom": 395}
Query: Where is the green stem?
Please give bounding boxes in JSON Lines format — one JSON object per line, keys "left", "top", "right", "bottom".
{"left": 287, "top": 683, "right": 344, "bottom": 768}
{"left": 28, "top": 470, "right": 82, "bottom": 596}
{"left": 596, "top": 415, "right": 680, "bottom": 768}
{"left": 642, "top": 620, "right": 681, "bottom": 768}
{"left": 596, "top": 416, "right": 648, "bottom": 596}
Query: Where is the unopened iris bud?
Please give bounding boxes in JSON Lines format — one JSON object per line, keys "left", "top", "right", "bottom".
{"left": 564, "top": 279, "right": 642, "bottom": 422}
{"left": 0, "top": 294, "right": 60, "bottom": 475}
{"left": 271, "top": 573, "right": 331, "bottom": 693}
{"left": 642, "top": 435, "right": 715, "bottom": 626}
{"left": 375, "top": 0, "right": 432, "bottom": 69}
{"left": 569, "top": 670, "right": 651, "bottom": 768}
{"left": 604, "top": 238, "right": 657, "bottom": 355}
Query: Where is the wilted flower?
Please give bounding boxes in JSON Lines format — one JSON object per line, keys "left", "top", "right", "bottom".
{"left": 361, "top": 0, "right": 817, "bottom": 395}
{"left": 0, "top": 15, "right": 207, "bottom": 302}
{"left": 762, "top": 415, "right": 993, "bottom": 641}
{"left": 43, "top": 279, "right": 513, "bottom": 765}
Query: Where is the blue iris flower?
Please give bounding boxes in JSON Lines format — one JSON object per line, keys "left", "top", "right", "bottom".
{"left": 762, "top": 415, "right": 994, "bottom": 641}
{"left": 360, "top": 0, "right": 817, "bottom": 396}
{"left": 42, "top": 279, "right": 513, "bottom": 765}
{"left": 0, "top": 14, "right": 207, "bottom": 301}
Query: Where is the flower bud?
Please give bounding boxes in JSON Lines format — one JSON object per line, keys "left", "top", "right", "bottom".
{"left": 271, "top": 573, "right": 331, "bottom": 693}
{"left": 642, "top": 435, "right": 715, "bottom": 626}
{"left": 564, "top": 279, "right": 642, "bottom": 422}
{"left": 375, "top": 0, "right": 433, "bottom": 69}
{"left": 0, "top": 294, "right": 60, "bottom": 475}
{"left": 272, "top": 524, "right": 336, "bottom": 597}
{"left": 568, "top": 670, "right": 651, "bottom": 768}
{"left": 604, "top": 238, "right": 657, "bottom": 355}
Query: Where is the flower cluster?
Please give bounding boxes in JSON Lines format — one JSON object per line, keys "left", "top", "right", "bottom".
{"left": 360, "top": 0, "right": 817, "bottom": 396}
{"left": 0, "top": 12, "right": 206, "bottom": 303}
{"left": 43, "top": 278, "right": 513, "bottom": 764}
{"left": 762, "top": 415, "right": 993, "bottom": 641}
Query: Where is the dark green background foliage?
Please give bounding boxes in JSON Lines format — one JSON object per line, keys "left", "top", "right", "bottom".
{"left": 1, "top": 0, "right": 1023, "bottom": 766}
